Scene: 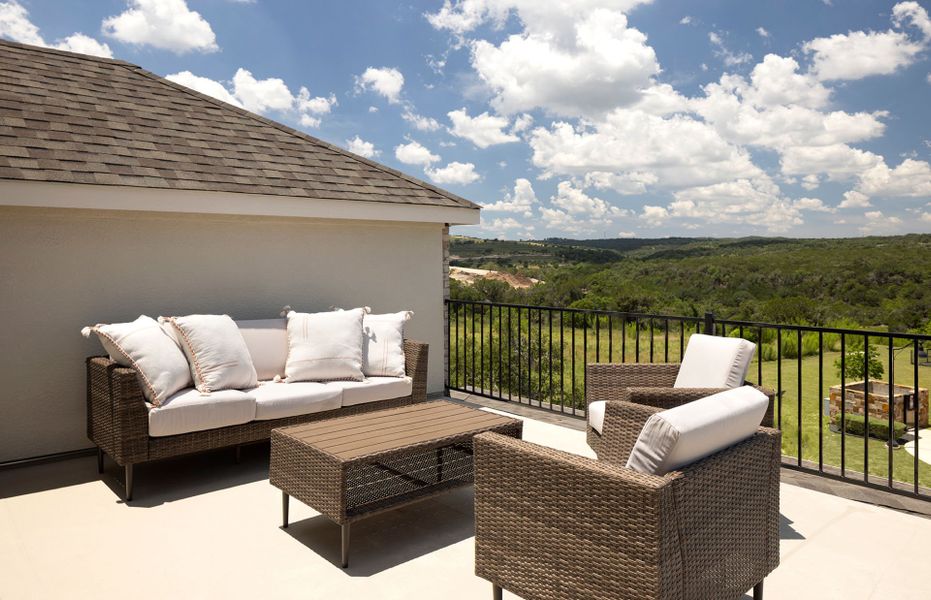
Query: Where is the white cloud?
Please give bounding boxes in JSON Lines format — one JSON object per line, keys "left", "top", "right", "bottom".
{"left": 355, "top": 67, "right": 404, "bottom": 104}
{"left": 794, "top": 197, "right": 835, "bottom": 212}
{"left": 857, "top": 158, "right": 931, "bottom": 197}
{"left": 447, "top": 108, "right": 520, "bottom": 148}
{"left": 679, "top": 16, "right": 692, "bottom": 26}
{"left": 368, "top": 105, "right": 379, "bottom": 113}
{"left": 394, "top": 141, "right": 440, "bottom": 166}
{"left": 551, "top": 180, "right": 626, "bottom": 218}
{"left": 468, "top": 8, "right": 659, "bottom": 117}
{"left": 709, "top": 31, "right": 753, "bottom": 66}
{"left": 402, "top": 109, "right": 441, "bottom": 131}
{"left": 839, "top": 190, "right": 871, "bottom": 209}
{"left": 166, "top": 71, "right": 242, "bottom": 107}
{"left": 756, "top": 26, "right": 770, "bottom": 38}
{"left": 641, "top": 205, "right": 669, "bottom": 226}
{"left": 803, "top": 2, "right": 930, "bottom": 81}
{"left": 345, "top": 135, "right": 379, "bottom": 158}
{"left": 166, "top": 68, "right": 335, "bottom": 128}
{"left": 618, "top": 230, "right": 636, "bottom": 238}
{"left": 102, "top": 0, "right": 217, "bottom": 54}
{"left": 780, "top": 144, "right": 883, "bottom": 180}
{"left": 510, "top": 113, "right": 534, "bottom": 133}
{"left": 0, "top": 1, "right": 112, "bottom": 57}
{"left": 584, "top": 170, "right": 657, "bottom": 195}
{"left": 667, "top": 177, "right": 804, "bottom": 232}
{"left": 920, "top": 212, "right": 931, "bottom": 223}
{"left": 860, "top": 210, "right": 903, "bottom": 233}
{"left": 425, "top": 161, "right": 481, "bottom": 185}
{"left": 483, "top": 178, "right": 538, "bottom": 216}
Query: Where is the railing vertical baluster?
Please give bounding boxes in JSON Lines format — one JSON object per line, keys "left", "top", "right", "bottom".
{"left": 797, "top": 329, "right": 802, "bottom": 467}
{"left": 914, "top": 338, "right": 920, "bottom": 494}
{"left": 527, "top": 308, "right": 533, "bottom": 402}
{"left": 582, "top": 313, "right": 588, "bottom": 409}
{"left": 548, "top": 309, "right": 553, "bottom": 410}
{"left": 480, "top": 303, "right": 484, "bottom": 395}
{"left": 517, "top": 307, "right": 522, "bottom": 402}
{"left": 445, "top": 302, "right": 450, "bottom": 394}
{"left": 649, "top": 318, "right": 654, "bottom": 363}
{"left": 818, "top": 331, "right": 823, "bottom": 472}
{"left": 664, "top": 319, "right": 669, "bottom": 363}
{"left": 538, "top": 309, "right": 543, "bottom": 405}
{"left": 498, "top": 306, "right": 503, "bottom": 399}
{"left": 679, "top": 320, "right": 684, "bottom": 361}
{"left": 864, "top": 334, "right": 869, "bottom": 483}
{"left": 888, "top": 336, "right": 894, "bottom": 489}
{"left": 621, "top": 317, "right": 627, "bottom": 363}
{"left": 608, "top": 314, "right": 613, "bottom": 362}
{"left": 841, "top": 333, "right": 846, "bottom": 476}
{"left": 595, "top": 313, "right": 600, "bottom": 363}
{"left": 560, "top": 310, "right": 565, "bottom": 413}
{"left": 507, "top": 307, "right": 512, "bottom": 402}
{"left": 635, "top": 319, "right": 640, "bottom": 363}
{"left": 757, "top": 327, "right": 763, "bottom": 386}
{"left": 571, "top": 314, "right": 576, "bottom": 415}
{"left": 454, "top": 303, "right": 459, "bottom": 390}
{"left": 471, "top": 303, "right": 476, "bottom": 393}
{"left": 777, "top": 328, "right": 782, "bottom": 430}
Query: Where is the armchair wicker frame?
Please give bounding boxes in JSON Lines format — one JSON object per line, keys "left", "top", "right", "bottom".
{"left": 86, "top": 340, "right": 428, "bottom": 501}
{"left": 474, "top": 400, "right": 782, "bottom": 600}
{"left": 586, "top": 362, "right": 776, "bottom": 462}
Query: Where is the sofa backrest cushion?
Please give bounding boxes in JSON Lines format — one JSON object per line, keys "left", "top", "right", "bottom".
{"left": 82, "top": 315, "right": 192, "bottom": 407}
{"left": 160, "top": 314, "right": 258, "bottom": 393}
{"left": 674, "top": 333, "right": 756, "bottom": 389}
{"left": 236, "top": 319, "right": 288, "bottom": 381}
{"left": 625, "top": 386, "right": 769, "bottom": 476}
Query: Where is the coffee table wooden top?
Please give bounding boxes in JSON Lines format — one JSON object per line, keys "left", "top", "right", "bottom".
{"left": 275, "top": 400, "right": 520, "bottom": 461}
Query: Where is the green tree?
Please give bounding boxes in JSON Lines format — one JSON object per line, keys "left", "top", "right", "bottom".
{"left": 834, "top": 339, "right": 884, "bottom": 381}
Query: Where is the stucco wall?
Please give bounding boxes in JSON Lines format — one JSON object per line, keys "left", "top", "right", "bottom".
{"left": 0, "top": 206, "right": 448, "bottom": 462}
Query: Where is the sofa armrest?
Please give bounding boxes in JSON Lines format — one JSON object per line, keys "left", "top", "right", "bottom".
{"left": 586, "top": 362, "right": 680, "bottom": 409}
{"left": 403, "top": 339, "right": 428, "bottom": 403}
{"left": 591, "top": 400, "right": 662, "bottom": 464}
{"left": 669, "top": 427, "right": 782, "bottom": 595}
{"left": 474, "top": 432, "right": 680, "bottom": 600}
{"left": 86, "top": 356, "right": 149, "bottom": 465}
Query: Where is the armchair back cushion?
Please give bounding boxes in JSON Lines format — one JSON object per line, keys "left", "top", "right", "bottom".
{"left": 626, "top": 386, "right": 769, "bottom": 475}
{"left": 674, "top": 333, "right": 755, "bottom": 388}
{"left": 236, "top": 319, "right": 288, "bottom": 381}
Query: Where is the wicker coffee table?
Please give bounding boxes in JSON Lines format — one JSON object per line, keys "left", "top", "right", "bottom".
{"left": 269, "top": 400, "right": 522, "bottom": 567}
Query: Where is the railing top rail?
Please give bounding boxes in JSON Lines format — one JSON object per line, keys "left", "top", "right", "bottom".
{"left": 446, "top": 298, "right": 931, "bottom": 342}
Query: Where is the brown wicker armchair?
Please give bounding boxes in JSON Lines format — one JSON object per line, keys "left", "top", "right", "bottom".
{"left": 586, "top": 362, "right": 776, "bottom": 461}
{"left": 474, "top": 401, "right": 781, "bottom": 600}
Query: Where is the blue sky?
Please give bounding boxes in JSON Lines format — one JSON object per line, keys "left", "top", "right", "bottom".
{"left": 2, "top": 0, "right": 930, "bottom": 239}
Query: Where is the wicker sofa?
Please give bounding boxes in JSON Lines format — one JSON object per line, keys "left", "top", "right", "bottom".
{"left": 474, "top": 400, "right": 781, "bottom": 600}
{"left": 86, "top": 321, "right": 428, "bottom": 501}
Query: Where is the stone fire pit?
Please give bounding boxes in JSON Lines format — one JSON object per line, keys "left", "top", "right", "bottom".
{"left": 829, "top": 380, "right": 929, "bottom": 428}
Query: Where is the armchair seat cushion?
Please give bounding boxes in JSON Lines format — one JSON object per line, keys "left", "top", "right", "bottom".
{"left": 587, "top": 400, "right": 606, "bottom": 434}
{"left": 248, "top": 381, "right": 343, "bottom": 421}
{"left": 324, "top": 376, "right": 413, "bottom": 407}
{"left": 673, "top": 333, "right": 755, "bottom": 389}
{"left": 626, "top": 386, "right": 769, "bottom": 475}
{"left": 148, "top": 388, "right": 256, "bottom": 437}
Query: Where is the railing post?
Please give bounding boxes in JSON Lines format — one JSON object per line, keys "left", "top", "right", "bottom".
{"left": 703, "top": 312, "right": 715, "bottom": 335}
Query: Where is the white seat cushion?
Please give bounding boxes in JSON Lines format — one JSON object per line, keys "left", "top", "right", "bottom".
{"left": 674, "top": 334, "right": 756, "bottom": 389}
{"left": 248, "top": 381, "right": 342, "bottom": 421}
{"left": 148, "top": 389, "right": 256, "bottom": 437}
{"left": 324, "top": 376, "right": 413, "bottom": 407}
{"left": 588, "top": 400, "right": 606, "bottom": 434}
{"left": 236, "top": 319, "right": 288, "bottom": 381}
{"left": 625, "top": 386, "right": 769, "bottom": 476}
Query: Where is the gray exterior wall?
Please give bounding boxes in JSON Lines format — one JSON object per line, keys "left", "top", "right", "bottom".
{"left": 0, "top": 206, "right": 447, "bottom": 462}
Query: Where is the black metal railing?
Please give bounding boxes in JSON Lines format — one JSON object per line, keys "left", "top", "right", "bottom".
{"left": 445, "top": 299, "right": 931, "bottom": 500}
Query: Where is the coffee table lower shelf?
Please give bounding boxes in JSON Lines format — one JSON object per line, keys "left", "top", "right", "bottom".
{"left": 270, "top": 401, "right": 523, "bottom": 568}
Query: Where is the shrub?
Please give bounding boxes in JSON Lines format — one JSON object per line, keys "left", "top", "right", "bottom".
{"left": 832, "top": 413, "right": 906, "bottom": 441}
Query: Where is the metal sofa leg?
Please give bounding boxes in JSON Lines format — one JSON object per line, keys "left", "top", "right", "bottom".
{"left": 753, "top": 581, "right": 764, "bottom": 600}
{"left": 124, "top": 464, "right": 133, "bottom": 502}
{"left": 493, "top": 583, "right": 503, "bottom": 600}
{"left": 97, "top": 448, "right": 104, "bottom": 474}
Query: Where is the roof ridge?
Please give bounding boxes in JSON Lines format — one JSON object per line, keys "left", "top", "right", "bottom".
{"left": 0, "top": 37, "right": 135, "bottom": 67}
{"left": 118, "top": 63, "right": 480, "bottom": 211}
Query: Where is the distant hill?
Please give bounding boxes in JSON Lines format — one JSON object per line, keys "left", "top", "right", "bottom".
{"left": 449, "top": 234, "right": 931, "bottom": 331}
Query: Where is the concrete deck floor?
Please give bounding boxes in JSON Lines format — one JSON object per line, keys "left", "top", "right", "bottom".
{"left": 1, "top": 405, "right": 930, "bottom": 600}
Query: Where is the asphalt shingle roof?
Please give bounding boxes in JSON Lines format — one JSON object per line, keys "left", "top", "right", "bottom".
{"left": 0, "top": 39, "right": 478, "bottom": 210}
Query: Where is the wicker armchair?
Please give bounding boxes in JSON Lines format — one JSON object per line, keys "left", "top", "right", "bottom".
{"left": 474, "top": 401, "right": 782, "bottom": 600}
{"left": 586, "top": 362, "right": 776, "bottom": 462}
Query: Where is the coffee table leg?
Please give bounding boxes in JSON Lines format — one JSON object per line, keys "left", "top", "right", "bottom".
{"left": 341, "top": 523, "right": 350, "bottom": 568}
{"left": 282, "top": 491, "right": 289, "bottom": 528}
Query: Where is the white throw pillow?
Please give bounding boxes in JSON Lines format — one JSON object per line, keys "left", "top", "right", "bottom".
{"left": 82, "top": 315, "right": 191, "bottom": 407}
{"left": 160, "top": 314, "right": 258, "bottom": 393}
{"left": 673, "top": 334, "right": 756, "bottom": 389}
{"left": 363, "top": 311, "right": 412, "bottom": 377}
{"left": 284, "top": 308, "right": 366, "bottom": 382}
{"left": 625, "top": 386, "right": 769, "bottom": 476}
